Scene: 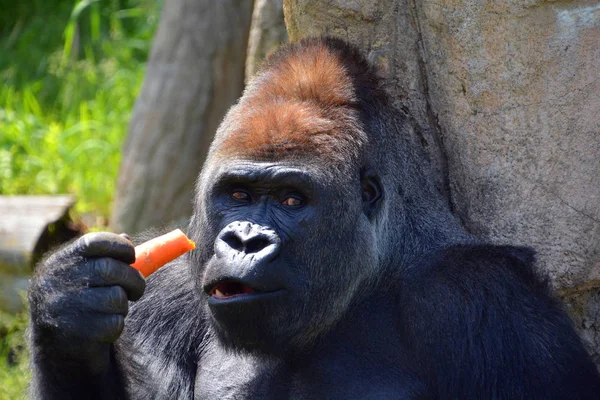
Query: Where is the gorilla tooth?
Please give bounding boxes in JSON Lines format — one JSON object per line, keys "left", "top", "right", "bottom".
{"left": 214, "top": 289, "right": 225, "bottom": 298}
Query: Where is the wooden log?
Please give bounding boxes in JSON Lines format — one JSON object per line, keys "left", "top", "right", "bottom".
{"left": 0, "top": 195, "right": 76, "bottom": 313}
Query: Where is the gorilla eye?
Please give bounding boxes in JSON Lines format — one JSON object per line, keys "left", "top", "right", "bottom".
{"left": 282, "top": 196, "right": 303, "bottom": 207}
{"left": 231, "top": 191, "right": 250, "bottom": 201}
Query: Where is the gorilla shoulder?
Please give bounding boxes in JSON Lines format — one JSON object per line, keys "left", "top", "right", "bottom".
{"left": 401, "top": 244, "right": 600, "bottom": 398}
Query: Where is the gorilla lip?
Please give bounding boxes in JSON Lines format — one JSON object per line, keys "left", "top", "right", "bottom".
{"left": 206, "top": 279, "right": 286, "bottom": 304}
{"left": 209, "top": 280, "right": 257, "bottom": 299}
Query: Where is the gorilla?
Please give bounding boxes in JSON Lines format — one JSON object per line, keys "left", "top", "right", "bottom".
{"left": 28, "top": 38, "right": 600, "bottom": 399}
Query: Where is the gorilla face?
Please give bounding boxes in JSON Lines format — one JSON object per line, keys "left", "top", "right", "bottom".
{"left": 186, "top": 38, "right": 388, "bottom": 354}
{"left": 198, "top": 159, "right": 382, "bottom": 353}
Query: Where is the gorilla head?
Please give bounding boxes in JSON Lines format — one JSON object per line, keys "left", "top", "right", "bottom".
{"left": 189, "top": 38, "right": 465, "bottom": 354}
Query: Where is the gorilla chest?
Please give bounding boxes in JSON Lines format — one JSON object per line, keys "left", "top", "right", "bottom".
{"left": 194, "top": 350, "right": 426, "bottom": 399}
{"left": 194, "top": 353, "right": 287, "bottom": 399}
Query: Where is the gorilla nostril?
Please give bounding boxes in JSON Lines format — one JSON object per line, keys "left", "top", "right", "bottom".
{"left": 222, "top": 232, "right": 244, "bottom": 252}
{"left": 245, "top": 237, "right": 271, "bottom": 254}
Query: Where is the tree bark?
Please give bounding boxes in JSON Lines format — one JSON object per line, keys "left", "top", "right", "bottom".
{"left": 110, "top": 0, "right": 254, "bottom": 234}
{"left": 245, "top": 0, "right": 288, "bottom": 82}
{"left": 284, "top": 0, "right": 600, "bottom": 364}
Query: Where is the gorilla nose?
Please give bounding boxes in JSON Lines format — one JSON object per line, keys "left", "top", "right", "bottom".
{"left": 215, "top": 222, "right": 281, "bottom": 263}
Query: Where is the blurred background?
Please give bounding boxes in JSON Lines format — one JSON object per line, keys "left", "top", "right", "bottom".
{"left": 1, "top": 0, "right": 160, "bottom": 220}
{"left": 1, "top": 0, "right": 599, "bottom": 397}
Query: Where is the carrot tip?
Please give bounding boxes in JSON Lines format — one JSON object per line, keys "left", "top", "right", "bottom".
{"left": 131, "top": 229, "right": 195, "bottom": 278}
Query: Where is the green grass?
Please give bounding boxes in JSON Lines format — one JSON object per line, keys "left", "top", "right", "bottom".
{"left": 0, "top": 309, "right": 29, "bottom": 400}
{"left": 0, "top": 0, "right": 161, "bottom": 217}
{"left": 0, "top": 1, "right": 162, "bottom": 396}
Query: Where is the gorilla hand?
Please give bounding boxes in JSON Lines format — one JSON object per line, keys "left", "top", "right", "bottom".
{"left": 28, "top": 232, "right": 146, "bottom": 378}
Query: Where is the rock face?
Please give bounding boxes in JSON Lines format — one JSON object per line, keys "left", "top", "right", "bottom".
{"left": 110, "top": 0, "right": 254, "bottom": 235}
{"left": 284, "top": 0, "right": 600, "bottom": 363}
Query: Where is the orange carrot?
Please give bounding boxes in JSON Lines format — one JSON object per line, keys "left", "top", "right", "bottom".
{"left": 131, "top": 229, "right": 196, "bottom": 278}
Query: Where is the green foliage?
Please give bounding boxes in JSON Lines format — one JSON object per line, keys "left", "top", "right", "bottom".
{"left": 0, "top": 310, "right": 29, "bottom": 400}
{"left": 0, "top": 0, "right": 162, "bottom": 216}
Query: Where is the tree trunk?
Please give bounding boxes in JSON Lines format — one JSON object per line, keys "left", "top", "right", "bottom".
{"left": 245, "top": 0, "right": 288, "bottom": 82}
{"left": 284, "top": 0, "right": 600, "bottom": 364}
{"left": 110, "top": 0, "right": 254, "bottom": 234}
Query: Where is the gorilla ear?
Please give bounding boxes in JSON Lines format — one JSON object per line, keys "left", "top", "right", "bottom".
{"left": 360, "top": 168, "right": 383, "bottom": 219}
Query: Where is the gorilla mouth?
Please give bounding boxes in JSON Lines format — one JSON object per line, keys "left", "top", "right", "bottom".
{"left": 209, "top": 280, "right": 257, "bottom": 298}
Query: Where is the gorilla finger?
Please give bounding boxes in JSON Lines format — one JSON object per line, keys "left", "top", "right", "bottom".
{"left": 89, "top": 258, "right": 146, "bottom": 301}
{"left": 74, "top": 232, "right": 136, "bottom": 264}
{"left": 88, "top": 314, "right": 125, "bottom": 343}
{"left": 119, "top": 233, "right": 132, "bottom": 242}
{"left": 84, "top": 286, "right": 129, "bottom": 316}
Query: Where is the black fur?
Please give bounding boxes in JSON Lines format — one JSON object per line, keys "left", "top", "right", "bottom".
{"left": 28, "top": 37, "right": 600, "bottom": 399}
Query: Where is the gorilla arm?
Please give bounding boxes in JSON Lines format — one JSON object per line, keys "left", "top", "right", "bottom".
{"left": 401, "top": 244, "right": 600, "bottom": 399}
{"left": 113, "top": 257, "right": 204, "bottom": 398}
